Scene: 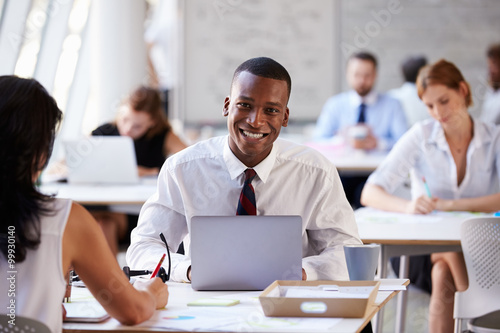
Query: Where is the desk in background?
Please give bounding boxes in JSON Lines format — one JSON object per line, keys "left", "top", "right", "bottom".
{"left": 38, "top": 180, "right": 157, "bottom": 214}
{"left": 305, "top": 142, "right": 387, "bottom": 175}
{"left": 64, "top": 279, "right": 409, "bottom": 333}
{"left": 355, "top": 207, "right": 490, "bottom": 333}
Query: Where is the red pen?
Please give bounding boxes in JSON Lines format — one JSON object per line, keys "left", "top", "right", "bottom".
{"left": 150, "top": 253, "right": 166, "bottom": 279}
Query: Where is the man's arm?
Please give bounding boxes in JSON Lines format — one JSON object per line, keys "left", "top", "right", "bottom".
{"left": 126, "top": 167, "right": 191, "bottom": 282}
{"left": 302, "top": 168, "right": 362, "bottom": 280}
{"left": 314, "top": 97, "right": 340, "bottom": 140}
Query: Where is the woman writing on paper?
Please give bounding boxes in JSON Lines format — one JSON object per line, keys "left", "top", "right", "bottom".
{"left": 0, "top": 76, "right": 169, "bottom": 333}
{"left": 90, "top": 86, "right": 187, "bottom": 256}
{"left": 361, "top": 59, "right": 500, "bottom": 332}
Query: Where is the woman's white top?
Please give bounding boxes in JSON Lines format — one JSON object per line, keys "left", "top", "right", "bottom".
{"left": 367, "top": 119, "right": 500, "bottom": 200}
{"left": 0, "top": 198, "right": 72, "bottom": 333}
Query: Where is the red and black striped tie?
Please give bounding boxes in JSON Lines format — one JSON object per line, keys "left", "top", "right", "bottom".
{"left": 236, "top": 169, "right": 257, "bottom": 215}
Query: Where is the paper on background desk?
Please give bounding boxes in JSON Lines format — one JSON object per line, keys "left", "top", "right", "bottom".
{"left": 356, "top": 207, "right": 490, "bottom": 224}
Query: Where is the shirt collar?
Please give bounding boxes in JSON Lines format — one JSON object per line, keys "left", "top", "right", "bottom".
{"left": 222, "top": 135, "right": 276, "bottom": 183}
{"left": 348, "top": 89, "right": 378, "bottom": 107}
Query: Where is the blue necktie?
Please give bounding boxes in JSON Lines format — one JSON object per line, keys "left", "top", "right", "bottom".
{"left": 357, "top": 103, "right": 366, "bottom": 123}
{"left": 236, "top": 169, "right": 257, "bottom": 215}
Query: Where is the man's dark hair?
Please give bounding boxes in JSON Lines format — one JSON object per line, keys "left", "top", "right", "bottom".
{"left": 487, "top": 43, "right": 500, "bottom": 60}
{"left": 231, "top": 57, "right": 292, "bottom": 100}
{"left": 348, "top": 51, "right": 378, "bottom": 69}
{"left": 402, "top": 55, "right": 428, "bottom": 83}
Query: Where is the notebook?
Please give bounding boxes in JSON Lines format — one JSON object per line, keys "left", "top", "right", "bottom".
{"left": 63, "top": 302, "right": 110, "bottom": 323}
{"left": 64, "top": 136, "right": 139, "bottom": 184}
{"left": 190, "top": 215, "right": 303, "bottom": 291}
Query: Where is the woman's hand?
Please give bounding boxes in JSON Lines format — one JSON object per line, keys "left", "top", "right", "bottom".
{"left": 133, "top": 278, "right": 169, "bottom": 309}
{"left": 405, "top": 195, "right": 437, "bottom": 214}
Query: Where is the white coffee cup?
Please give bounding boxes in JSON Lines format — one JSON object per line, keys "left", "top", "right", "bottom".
{"left": 344, "top": 244, "right": 380, "bottom": 280}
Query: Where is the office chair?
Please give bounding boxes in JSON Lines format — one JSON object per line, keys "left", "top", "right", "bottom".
{"left": 0, "top": 314, "right": 51, "bottom": 333}
{"left": 453, "top": 217, "right": 500, "bottom": 333}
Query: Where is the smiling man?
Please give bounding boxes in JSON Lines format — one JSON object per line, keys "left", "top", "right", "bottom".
{"left": 127, "top": 57, "right": 362, "bottom": 283}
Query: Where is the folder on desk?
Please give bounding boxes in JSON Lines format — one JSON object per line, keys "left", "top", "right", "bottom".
{"left": 63, "top": 302, "right": 110, "bottom": 323}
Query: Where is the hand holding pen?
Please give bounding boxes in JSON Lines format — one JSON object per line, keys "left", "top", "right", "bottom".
{"left": 405, "top": 177, "right": 437, "bottom": 214}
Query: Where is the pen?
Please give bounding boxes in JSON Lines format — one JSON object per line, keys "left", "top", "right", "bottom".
{"left": 150, "top": 253, "right": 166, "bottom": 279}
{"left": 422, "top": 176, "right": 432, "bottom": 198}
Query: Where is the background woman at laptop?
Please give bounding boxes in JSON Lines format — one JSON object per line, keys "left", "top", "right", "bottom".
{"left": 92, "top": 85, "right": 187, "bottom": 176}
{"left": 0, "top": 75, "right": 168, "bottom": 332}
{"left": 90, "top": 85, "right": 187, "bottom": 256}
{"left": 360, "top": 59, "right": 500, "bottom": 332}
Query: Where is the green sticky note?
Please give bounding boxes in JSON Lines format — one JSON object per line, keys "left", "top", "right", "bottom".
{"left": 187, "top": 298, "right": 240, "bottom": 307}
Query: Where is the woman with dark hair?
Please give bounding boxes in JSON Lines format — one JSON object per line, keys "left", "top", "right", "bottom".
{"left": 0, "top": 76, "right": 168, "bottom": 333}
{"left": 361, "top": 60, "right": 500, "bottom": 332}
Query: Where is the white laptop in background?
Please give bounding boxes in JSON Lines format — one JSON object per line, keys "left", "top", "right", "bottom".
{"left": 190, "top": 215, "right": 302, "bottom": 291}
{"left": 64, "top": 136, "right": 139, "bottom": 184}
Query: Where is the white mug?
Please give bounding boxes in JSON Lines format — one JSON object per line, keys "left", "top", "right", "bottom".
{"left": 344, "top": 244, "right": 380, "bottom": 280}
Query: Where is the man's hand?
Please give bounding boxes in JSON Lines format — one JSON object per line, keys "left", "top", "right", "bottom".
{"left": 352, "top": 132, "right": 377, "bottom": 150}
{"left": 302, "top": 268, "right": 307, "bottom": 281}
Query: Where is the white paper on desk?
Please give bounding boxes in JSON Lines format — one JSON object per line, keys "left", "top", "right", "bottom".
{"left": 378, "top": 284, "right": 407, "bottom": 291}
{"left": 214, "top": 291, "right": 261, "bottom": 303}
{"left": 136, "top": 308, "right": 241, "bottom": 331}
{"left": 357, "top": 207, "right": 491, "bottom": 225}
{"left": 285, "top": 287, "right": 373, "bottom": 299}
{"left": 356, "top": 208, "right": 442, "bottom": 224}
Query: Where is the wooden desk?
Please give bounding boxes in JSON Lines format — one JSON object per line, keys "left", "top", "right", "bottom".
{"left": 305, "top": 142, "right": 387, "bottom": 175}
{"left": 64, "top": 279, "right": 409, "bottom": 333}
{"left": 355, "top": 207, "right": 490, "bottom": 333}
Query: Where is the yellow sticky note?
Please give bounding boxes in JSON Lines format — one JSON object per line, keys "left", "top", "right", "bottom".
{"left": 187, "top": 298, "right": 239, "bottom": 307}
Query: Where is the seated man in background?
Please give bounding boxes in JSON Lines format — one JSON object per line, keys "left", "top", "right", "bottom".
{"left": 127, "top": 57, "right": 362, "bottom": 283}
{"left": 388, "top": 55, "right": 430, "bottom": 127}
{"left": 314, "top": 51, "right": 407, "bottom": 150}
{"left": 314, "top": 51, "right": 407, "bottom": 207}
{"left": 480, "top": 43, "right": 500, "bottom": 125}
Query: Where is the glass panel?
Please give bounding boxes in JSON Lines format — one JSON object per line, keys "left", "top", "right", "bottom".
{"left": 0, "top": 0, "right": 6, "bottom": 26}
{"left": 13, "top": 0, "right": 50, "bottom": 77}
{"left": 52, "top": 0, "right": 90, "bottom": 112}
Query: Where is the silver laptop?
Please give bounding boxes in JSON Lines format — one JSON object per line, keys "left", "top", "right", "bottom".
{"left": 64, "top": 136, "right": 139, "bottom": 184}
{"left": 190, "top": 215, "right": 302, "bottom": 291}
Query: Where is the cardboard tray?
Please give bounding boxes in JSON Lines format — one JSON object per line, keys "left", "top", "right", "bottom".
{"left": 259, "top": 280, "right": 380, "bottom": 318}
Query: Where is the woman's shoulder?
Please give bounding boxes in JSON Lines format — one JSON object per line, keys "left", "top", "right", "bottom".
{"left": 91, "top": 123, "right": 119, "bottom": 136}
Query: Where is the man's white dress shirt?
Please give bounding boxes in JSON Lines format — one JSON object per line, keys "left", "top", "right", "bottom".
{"left": 367, "top": 119, "right": 500, "bottom": 199}
{"left": 480, "top": 86, "right": 500, "bottom": 126}
{"left": 127, "top": 136, "right": 362, "bottom": 282}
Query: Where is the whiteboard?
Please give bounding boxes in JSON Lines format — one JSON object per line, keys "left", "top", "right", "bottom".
{"left": 180, "top": 0, "right": 337, "bottom": 124}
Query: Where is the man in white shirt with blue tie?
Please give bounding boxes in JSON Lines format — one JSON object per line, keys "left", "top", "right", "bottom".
{"left": 315, "top": 51, "right": 407, "bottom": 150}
{"left": 127, "top": 57, "right": 362, "bottom": 283}
{"left": 314, "top": 52, "right": 407, "bottom": 208}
